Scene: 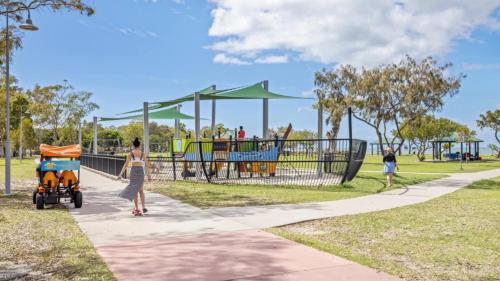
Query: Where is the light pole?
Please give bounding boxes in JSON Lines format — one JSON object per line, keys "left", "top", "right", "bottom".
{"left": 4, "top": 5, "right": 38, "bottom": 195}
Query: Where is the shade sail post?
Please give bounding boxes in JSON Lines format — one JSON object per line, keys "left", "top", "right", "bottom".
{"left": 143, "top": 102, "right": 150, "bottom": 154}
{"left": 194, "top": 92, "right": 201, "bottom": 142}
{"left": 316, "top": 102, "right": 323, "bottom": 177}
{"left": 194, "top": 92, "right": 202, "bottom": 179}
{"left": 211, "top": 85, "right": 216, "bottom": 137}
{"left": 93, "top": 116, "right": 98, "bottom": 155}
{"left": 174, "top": 104, "right": 181, "bottom": 139}
{"left": 262, "top": 80, "right": 269, "bottom": 139}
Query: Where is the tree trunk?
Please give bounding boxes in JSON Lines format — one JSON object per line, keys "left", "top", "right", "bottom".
{"left": 328, "top": 122, "right": 340, "bottom": 152}
{"left": 376, "top": 130, "right": 384, "bottom": 157}
{"left": 416, "top": 141, "right": 427, "bottom": 161}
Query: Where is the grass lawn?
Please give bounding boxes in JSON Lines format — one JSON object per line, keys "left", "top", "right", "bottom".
{"left": 150, "top": 172, "right": 443, "bottom": 208}
{"left": 0, "top": 159, "right": 115, "bottom": 280}
{"left": 270, "top": 177, "right": 500, "bottom": 281}
{"left": 0, "top": 158, "right": 37, "bottom": 185}
{"left": 360, "top": 154, "right": 500, "bottom": 173}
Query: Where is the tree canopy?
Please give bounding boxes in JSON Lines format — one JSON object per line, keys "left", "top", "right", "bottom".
{"left": 477, "top": 109, "right": 500, "bottom": 157}
{"left": 400, "top": 116, "right": 470, "bottom": 161}
{"left": 317, "top": 55, "right": 463, "bottom": 153}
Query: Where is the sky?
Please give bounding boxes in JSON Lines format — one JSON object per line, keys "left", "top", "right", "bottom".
{"left": 10, "top": 0, "right": 500, "bottom": 147}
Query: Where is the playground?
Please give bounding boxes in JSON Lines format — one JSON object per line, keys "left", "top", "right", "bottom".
{"left": 83, "top": 81, "right": 368, "bottom": 188}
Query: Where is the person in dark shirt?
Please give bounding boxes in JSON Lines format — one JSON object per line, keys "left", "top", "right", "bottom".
{"left": 383, "top": 147, "right": 397, "bottom": 188}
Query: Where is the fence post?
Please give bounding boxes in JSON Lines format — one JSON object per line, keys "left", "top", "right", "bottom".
{"left": 226, "top": 135, "right": 232, "bottom": 179}
{"left": 171, "top": 137, "right": 176, "bottom": 181}
{"left": 93, "top": 116, "right": 98, "bottom": 155}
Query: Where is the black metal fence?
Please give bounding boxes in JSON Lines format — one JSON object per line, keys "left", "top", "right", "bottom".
{"left": 81, "top": 138, "right": 367, "bottom": 186}
{"left": 80, "top": 154, "right": 127, "bottom": 177}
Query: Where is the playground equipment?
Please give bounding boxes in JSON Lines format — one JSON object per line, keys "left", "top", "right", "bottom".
{"left": 34, "top": 144, "right": 82, "bottom": 210}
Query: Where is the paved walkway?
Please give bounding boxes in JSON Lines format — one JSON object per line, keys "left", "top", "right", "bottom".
{"left": 69, "top": 168, "right": 500, "bottom": 281}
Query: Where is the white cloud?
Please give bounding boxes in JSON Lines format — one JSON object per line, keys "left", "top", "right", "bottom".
{"left": 255, "top": 55, "right": 288, "bottom": 64}
{"left": 213, "top": 53, "right": 250, "bottom": 65}
{"left": 208, "top": 0, "right": 500, "bottom": 67}
{"left": 77, "top": 20, "right": 160, "bottom": 39}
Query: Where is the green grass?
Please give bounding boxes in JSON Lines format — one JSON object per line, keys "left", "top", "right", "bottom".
{"left": 360, "top": 154, "right": 500, "bottom": 173}
{"left": 270, "top": 177, "right": 500, "bottom": 281}
{"left": 0, "top": 158, "right": 37, "bottom": 184}
{"left": 0, "top": 159, "right": 115, "bottom": 280}
{"left": 0, "top": 187, "right": 115, "bottom": 280}
{"left": 150, "top": 172, "right": 443, "bottom": 208}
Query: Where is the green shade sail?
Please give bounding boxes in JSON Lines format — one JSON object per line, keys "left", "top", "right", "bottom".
{"left": 118, "top": 86, "right": 224, "bottom": 115}
{"left": 118, "top": 82, "right": 311, "bottom": 115}
{"left": 213, "top": 82, "right": 308, "bottom": 99}
{"left": 100, "top": 106, "right": 196, "bottom": 122}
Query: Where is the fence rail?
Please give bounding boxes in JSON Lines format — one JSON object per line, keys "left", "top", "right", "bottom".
{"left": 81, "top": 138, "right": 367, "bottom": 186}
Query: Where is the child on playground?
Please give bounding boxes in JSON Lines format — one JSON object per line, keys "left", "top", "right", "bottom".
{"left": 383, "top": 147, "right": 398, "bottom": 188}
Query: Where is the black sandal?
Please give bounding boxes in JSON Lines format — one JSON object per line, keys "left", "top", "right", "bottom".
{"left": 142, "top": 208, "right": 148, "bottom": 214}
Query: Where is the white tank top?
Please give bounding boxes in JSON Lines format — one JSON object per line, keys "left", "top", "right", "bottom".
{"left": 130, "top": 151, "right": 145, "bottom": 166}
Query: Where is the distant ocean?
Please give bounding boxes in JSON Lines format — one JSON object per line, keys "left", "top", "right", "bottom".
{"left": 481, "top": 146, "right": 497, "bottom": 156}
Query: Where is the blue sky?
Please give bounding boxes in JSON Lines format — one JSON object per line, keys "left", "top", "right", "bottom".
{"left": 10, "top": 0, "right": 500, "bottom": 146}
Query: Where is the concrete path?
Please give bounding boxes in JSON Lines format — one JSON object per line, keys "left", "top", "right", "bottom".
{"left": 209, "top": 169, "right": 500, "bottom": 229}
{"left": 68, "top": 168, "right": 500, "bottom": 281}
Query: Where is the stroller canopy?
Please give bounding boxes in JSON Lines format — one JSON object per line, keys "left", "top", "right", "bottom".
{"left": 40, "top": 144, "right": 81, "bottom": 158}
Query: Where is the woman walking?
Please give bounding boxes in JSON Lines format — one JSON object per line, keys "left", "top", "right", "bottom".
{"left": 117, "top": 138, "right": 151, "bottom": 216}
{"left": 383, "top": 147, "right": 398, "bottom": 188}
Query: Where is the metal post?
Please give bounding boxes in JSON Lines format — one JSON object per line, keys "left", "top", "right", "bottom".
{"left": 460, "top": 142, "right": 463, "bottom": 170}
{"left": 211, "top": 85, "right": 216, "bottom": 137}
{"left": 194, "top": 92, "right": 201, "bottom": 179}
{"left": 341, "top": 107, "right": 353, "bottom": 184}
{"left": 93, "top": 116, "right": 98, "bottom": 155}
{"left": 174, "top": 104, "right": 181, "bottom": 139}
{"left": 316, "top": 102, "right": 323, "bottom": 177}
{"left": 143, "top": 102, "right": 150, "bottom": 154}
{"left": 194, "top": 93, "right": 201, "bottom": 141}
{"left": 19, "top": 107, "right": 23, "bottom": 162}
{"left": 4, "top": 13, "right": 11, "bottom": 195}
{"left": 262, "top": 80, "right": 269, "bottom": 139}
{"left": 78, "top": 122, "right": 82, "bottom": 147}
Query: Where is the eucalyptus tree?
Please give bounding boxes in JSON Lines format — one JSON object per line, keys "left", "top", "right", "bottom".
{"left": 0, "top": 1, "right": 93, "bottom": 17}
{"left": 400, "top": 116, "right": 468, "bottom": 161}
{"left": 314, "top": 65, "right": 357, "bottom": 139}
{"left": 349, "top": 56, "right": 463, "bottom": 154}
{"left": 477, "top": 109, "right": 500, "bottom": 157}
{"left": 28, "top": 81, "right": 98, "bottom": 144}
